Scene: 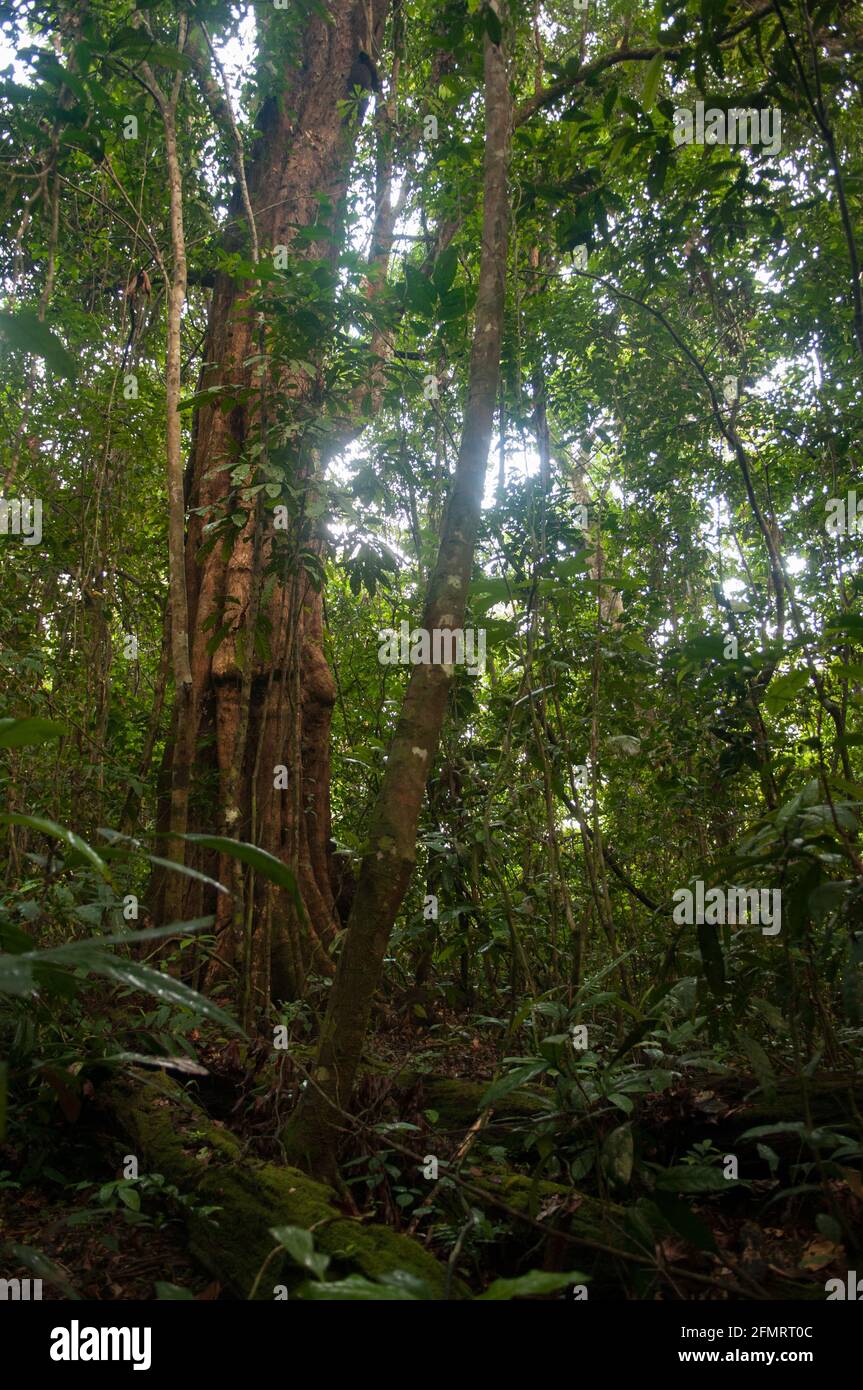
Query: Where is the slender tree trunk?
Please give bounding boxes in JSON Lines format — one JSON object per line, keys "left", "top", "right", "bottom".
{"left": 282, "top": 3, "right": 513, "bottom": 1178}
{"left": 141, "top": 40, "right": 195, "bottom": 896}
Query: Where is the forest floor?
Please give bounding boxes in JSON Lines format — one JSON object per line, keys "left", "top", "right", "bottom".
{"left": 2, "top": 1009, "right": 859, "bottom": 1300}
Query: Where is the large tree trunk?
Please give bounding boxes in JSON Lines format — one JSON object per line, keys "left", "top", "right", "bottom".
{"left": 158, "top": 0, "right": 389, "bottom": 1008}
{"left": 282, "top": 2, "right": 513, "bottom": 1178}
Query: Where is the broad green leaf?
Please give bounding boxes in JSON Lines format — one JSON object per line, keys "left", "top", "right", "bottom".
{"left": 432, "top": 245, "right": 458, "bottom": 295}
{"left": 97, "top": 833, "right": 230, "bottom": 896}
{"left": 0, "top": 717, "right": 66, "bottom": 748}
{"left": 403, "top": 265, "right": 437, "bottom": 316}
{"left": 0, "top": 956, "right": 35, "bottom": 996}
{"left": 3, "top": 1243, "right": 80, "bottom": 1298}
{"left": 75, "top": 954, "right": 243, "bottom": 1032}
{"left": 479, "top": 1061, "right": 548, "bottom": 1107}
{"left": 478, "top": 1269, "right": 588, "bottom": 1300}
{"left": 739, "top": 1121, "right": 824, "bottom": 1143}
{"left": 654, "top": 1164, "right": 736, "bottom": 1193}
{"left": 35, "top": 917, "right": 215, "bottom": 956}
{"left": 764, "top": 669, "right": 807, "bottom": 717}
{"left": 651, "top": 1191, "right": 717, "bottom": 1252}
{"left": 181, "top": 836, "right": 304, "bottom": 913}
{"left": 0, "top": 310, "right": 77, "bottom": 377}
{"left": 483, "top": 6, "right": 503, "bottom": 44}
{"left": 642, "top": 52, "right": 663, "bottom": 110}
{"left": 301, "top": 1275, "right": 418, "bottom": 1300}
{"left": 602, "top": 1122, "right": 634, "bottom": 1186}
{"left": 0, "top": 814, "right": 110, "bottom": 881}
{"left": 270, "top": 1225, "right": 330, "bottom": 1279}
{"left": 739, "top": 1031, "right": 776, "bottom": 1097}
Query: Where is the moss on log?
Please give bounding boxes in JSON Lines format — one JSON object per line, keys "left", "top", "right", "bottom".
{"left": 461, "top": 1169, "right": 637, "bottom": 1287}
{"left": 636, "top": 1071, "right": 863, "bottom": 1166}
{"left": 418, "top": 1076, "right": 546, "bottom": 1131}
{"left": 104, "top": 1073, "right": 461, "bottom": 1299}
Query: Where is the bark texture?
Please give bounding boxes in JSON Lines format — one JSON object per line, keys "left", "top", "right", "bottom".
{"left": 159, "top": 0, "right": 390, "bottom": 1006}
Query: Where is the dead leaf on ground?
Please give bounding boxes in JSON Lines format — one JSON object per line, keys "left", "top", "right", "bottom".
{"left": 799, "top": 1236, "right": 844, "bottom": 1271}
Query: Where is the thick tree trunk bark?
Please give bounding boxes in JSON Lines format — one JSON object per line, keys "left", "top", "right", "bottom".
{"left": 158, "top": 0, "right": 389, "bottom": 1005}
{"left": 282, "top": 4, "right": 513, "bottom": 1178}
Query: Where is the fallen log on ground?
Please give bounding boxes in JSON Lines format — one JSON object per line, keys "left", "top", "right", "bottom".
{"left": 101, "top": 1072, "right": 462, "bottom": 1299}
{"left": 636, "top": 1070, "right": 863, "bottom": 1166}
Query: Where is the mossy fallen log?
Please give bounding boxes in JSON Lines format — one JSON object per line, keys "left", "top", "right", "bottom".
{"left": 417, "top": 1076, "right": 546, "bottom": 1130}
{"left": 103, "top": 1073, "right": 462, "bottom": 1299}
{"left": 637, "top": 1071, "right": 863, "bottom": 1165}
{"left": 457, "top": 1169, "right": 638, "bottom": 1289}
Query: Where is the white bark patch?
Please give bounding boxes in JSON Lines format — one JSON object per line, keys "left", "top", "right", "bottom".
{"left": 412, "top": 747, "right": 428, "bottom": 761}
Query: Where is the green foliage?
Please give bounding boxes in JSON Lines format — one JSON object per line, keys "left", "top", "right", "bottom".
{"left": 1, "top": 0, "right": 862, "bottom": 1303}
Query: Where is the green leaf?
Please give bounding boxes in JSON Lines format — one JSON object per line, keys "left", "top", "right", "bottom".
{"left": 3, "top": 1243, "right": 80, "bottom": 1298}
{"left": 0, "top": 813, "right": 110, "bottom": 881}
{"left": 432, "top": 245, "right": 458, "bottom": 295}
{"left": 642, "top": 52, "right": 664, "bottom": 110}
{"left": 654, "top": 1164, "right": 735, "bottom": 1193}
{"left": 98, "top": 833, "right": 230, "bottom": 897}
{"left": 117, "top": 1185, "right": 140, "bottom": 1211}
{"left": 647, "top": 144, "right": 670, "bottom": 195}
{"left": 71, "top": 954, "right": 243, "bottom": 1032}
{"left": 483, "top": 5, "right": 503, "bottom": 45}
{"left": 479, "top": 1061, "right": 548, "bottom": 1107}
{"left": 652, "top": 1191, "right": 717, "bottom": 1252}
{"left": 155, "top": 1282, "right": 196, "bottom": 1299}
{"left": 0, "top": 717, "right": 67, "bottom": 748}
{"left": 757, "top": 1142, "right": 780, "bottom": 1175}
{"left": 764, "top": 669, "right": 807, "bottom": 717}
{"left": 181, "top": 836, "right": 305, "bottom": 914}
{"left": 816, "top": 1213, "right": 843, "bottom": 1243}
{"left": 301, "top": 1274, "right": 419, "bottom": 1300}
{"left": 602, "top": 1122, "right": 634, "bottom": 1187}
{"left": 13, "top": 925, "right": 238, "bottom": 1030}
{"left": 270, "top": 1225, "right": 330, "bottom": 1279}
{"left": 739, "top": 1031, "right": 776, "bottom": 1097}
{"left": 0, "top": 955, "right": 35, "bottom": 996}
{"left": 39, "top": 916, "right": 215, "bottom": 955}
{"left": 438, "top": 286, "right": 471, "bottom": 320}
{"left": 144, "top": 45, "right": 194, "bottom": 72}
{"left": 0, "top": 310, "right": 77, "bottom": 377}
{"left": 403, "top": 265, "right": 437, "bottom": 316}
{"left": 610, "top": 1016, "right": 657, "bottom": 1063}
{"left": 478, "top": 1269, "right": 587, "bottom": 1300}
{"left": 740, "top": 1121, "right": 838, "bottom": 1146}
